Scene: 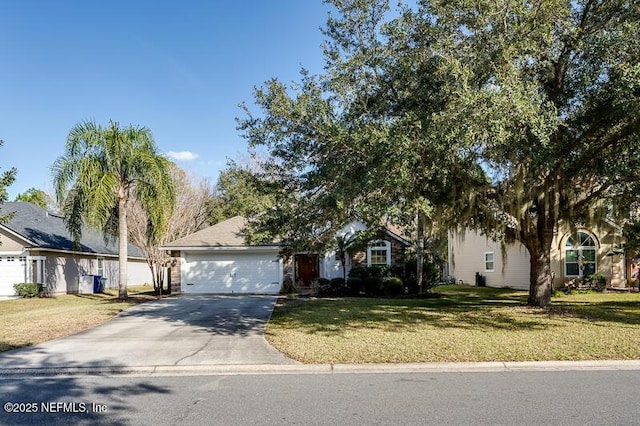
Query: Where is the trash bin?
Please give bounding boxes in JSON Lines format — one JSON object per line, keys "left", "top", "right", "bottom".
{"left": 475, "top": 272, "right": 486, "bottom": 287}
{"left": 93, "top": 275, "right": 102, "bottom": 293}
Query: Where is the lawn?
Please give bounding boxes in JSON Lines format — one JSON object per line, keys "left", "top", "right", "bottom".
{"left": 0, "top": 286, "right": 158, "bottom": 352}
{"left": 265, "top": 285, "right": 640, "bottom": 363}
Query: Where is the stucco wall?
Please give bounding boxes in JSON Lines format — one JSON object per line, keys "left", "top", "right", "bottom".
{"left": 449, "top": 223, "right": 627, "bottom": 290}
{"left": 37, "top": 252, "right": 152, "bottom": 294}
{"left": 0, "top": 228, "right": 27, "bottom": 252}
{"left": 448, "top": 230, "right": 530, "bottom": 290}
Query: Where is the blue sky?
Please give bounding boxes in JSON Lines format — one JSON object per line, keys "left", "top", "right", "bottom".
{"left": 0, "top": 0, "right": 330, "bottom": 199}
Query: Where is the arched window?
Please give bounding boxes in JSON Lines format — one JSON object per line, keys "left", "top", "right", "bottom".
{"left": 565, "top": 231, "right": 597, "bottom": 277}
{"left": 367, "top": 240, "right": 391, "bottom": 266}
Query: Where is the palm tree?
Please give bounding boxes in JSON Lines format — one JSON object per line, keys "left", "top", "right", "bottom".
{"left": 52, "top": 120, "right": 175, "bottom": 299}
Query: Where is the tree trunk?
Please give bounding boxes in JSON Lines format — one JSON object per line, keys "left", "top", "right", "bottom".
{"left": 118, "top": 197, "right": 129, "bottom": 299}
{"left": 416, "top": 211, "right": 425, "bottom": 295}
{"left": 527, "top": 247, "right": 553, "bottom": 307}
{"left": 524, "top": 206, "right": 555, "bottom": 307}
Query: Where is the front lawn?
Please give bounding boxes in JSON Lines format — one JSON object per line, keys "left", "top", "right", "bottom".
{"left": 0, "top": 285, "right": 157, "bottom": 352}
{"left": 265, "top": 286, "right": 640, "bottom": 363}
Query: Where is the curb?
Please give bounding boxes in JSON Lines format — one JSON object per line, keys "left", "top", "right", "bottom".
{"left": 2, "top": 360, "right": 640, "bottom": 378}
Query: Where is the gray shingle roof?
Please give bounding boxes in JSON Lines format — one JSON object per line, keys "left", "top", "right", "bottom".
{"left": 0, "top": 202, "right": 144, "bottom": 257}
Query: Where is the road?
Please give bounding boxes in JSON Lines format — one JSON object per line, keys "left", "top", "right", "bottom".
{"left": 1, "top": 370, "right": 639, "bottom": 425}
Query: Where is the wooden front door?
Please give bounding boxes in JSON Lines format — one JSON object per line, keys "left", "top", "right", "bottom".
{"left": 295, "top": 254, "right": 319, "bottom": 286}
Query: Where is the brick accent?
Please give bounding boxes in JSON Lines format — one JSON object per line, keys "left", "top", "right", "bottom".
{"left": 169, "top": 250, "right": 181, "bottom": 294}
{"left": 350, "top": 238, "right": 407, "bottom": 267}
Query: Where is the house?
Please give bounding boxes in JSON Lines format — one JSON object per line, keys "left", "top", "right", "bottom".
{"left": 448, "top": 222, "right": 628, "bottom": 290}
{"left": 161, "top": 216, "right": 411, "bottom": 294}
{"left": 0, "top": 202, "right": 152, "bottom": 296}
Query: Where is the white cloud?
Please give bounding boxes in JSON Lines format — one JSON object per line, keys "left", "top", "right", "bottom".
{"left": 166, "top": 151, "right": 199, "bottom": 161}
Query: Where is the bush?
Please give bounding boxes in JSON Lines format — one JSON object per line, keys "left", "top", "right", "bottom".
{"left": 560, "top": 273, "right": 607, "bottom": 293}
{"left": 382, "top": 276, "right": 404, "bottom": 297}
{"left": 311, "top": 278, "right": 332, "bottom": 297}
{"left": 363, "top": 276, "right": 384, "bottom": 296}
{"left": 13, "top": 283, "right": 43, "bottom": 298}
{"left": 329, "top": 278, "right": 346, "bottom": 296}
{"left": 402, "top": 257, "right": 442, "bottom": 295}
{"left": 280, "top": 276, "right": 299, "bottom": 295}
{"left": 346, "top": 277, "right": 364, "bottom": 296}
{"left": 348, "top": 265, "right": 393, "bottom": 296}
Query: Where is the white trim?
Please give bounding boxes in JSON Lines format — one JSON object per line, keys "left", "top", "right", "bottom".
{"left": 367, "top": 240, "right": 391, "bottom": 266}
{"left": 564, "top": 230, "right": 597, "bottom": 278}
{"left": 484, "top": 252, "right": 495, "bottom": 273}
{"left": 24, "top": 247, "right": 147, "bottom": 261}
{"left": 381, "top": 229, "right": 411, "bottom": 246}
{"left": 160, "top": 245, "right": 280, "bottom": 252}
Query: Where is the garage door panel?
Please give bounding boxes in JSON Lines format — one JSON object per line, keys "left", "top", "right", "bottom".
{"left": 183, "top": 252, "right": 281, "bottom": 294}
{"left": 0, "top": 255, "right": 27, "bottom": 296}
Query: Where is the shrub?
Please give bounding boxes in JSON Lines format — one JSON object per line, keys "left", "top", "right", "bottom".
{"left": 363, "top": 276, "right": 384, "bottom": 296}
{"left": 13, "top": 283, "right": 43, "bottom": 298}
{"left": 329, "top": 278, "right": 346, "bottom": 296}
{"left": 348, "top": 265, "right": 390, "bottom": 281}
{"left": 311, "top": 278, "right": 332, "bottom": 297}
{"left": 280, "top": 276, "right": 299, "bottom": 295}
{"left": 382, "top": 276, "right": 404, "bottom": 297}
{"left": 560, "top": 273, "right": 607, "bottom": 293}
{"left": 402, "top": 257, "right": 442, "bottom": 295}
{"left": 346, "top": 277, "right": 364, "bottom": 296}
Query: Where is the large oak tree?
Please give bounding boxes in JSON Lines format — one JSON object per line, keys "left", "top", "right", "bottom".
{"left": 240, "top": 0, "right": 640, "bottom": 306}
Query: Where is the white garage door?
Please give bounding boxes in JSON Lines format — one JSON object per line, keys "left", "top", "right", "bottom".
{"left": 183, "top": 251, "right": 282, "bottom": 294}
{"left": 0, "top": 255, "right": 27, "bottom": 296}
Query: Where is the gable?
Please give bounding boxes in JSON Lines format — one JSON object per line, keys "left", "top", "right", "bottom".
{"left": 0, "top": 227, "right": 28, "bottom": 252}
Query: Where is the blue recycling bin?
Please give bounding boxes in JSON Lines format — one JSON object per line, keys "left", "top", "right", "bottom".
{"left": 93, "top": 275, "right": 102, "bottom": 293}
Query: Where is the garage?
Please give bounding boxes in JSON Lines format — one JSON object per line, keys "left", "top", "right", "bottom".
{"left": 161, "top": 216, "right": 283, "bottom": 295}
{"left": 0, "top": 255, "right": 26, "bottom": 296}
{"left": 182, "top": 251, "right": 282, "bottom": 294}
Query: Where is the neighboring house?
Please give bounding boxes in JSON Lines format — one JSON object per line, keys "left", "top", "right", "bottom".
{"left": 448, "top": 222, "right": 628, "bottom": 290}
{"left": 161, "top": 216, "right": 411, "bottom": 294}
{"left": 0, "top": 202, "right": 152, "bottom": 296}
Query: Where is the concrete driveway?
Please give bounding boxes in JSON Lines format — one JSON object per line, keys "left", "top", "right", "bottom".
{"left": 0, "top": 295, "right": 296, "bottom": 371}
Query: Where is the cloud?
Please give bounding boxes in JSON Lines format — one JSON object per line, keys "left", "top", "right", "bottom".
{"left": 166, "top": 151, "right": 199, "bottom": 161}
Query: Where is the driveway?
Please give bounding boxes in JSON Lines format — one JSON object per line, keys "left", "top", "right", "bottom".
{"left": 0, "top": 295, "right": 296, "bottom": 370}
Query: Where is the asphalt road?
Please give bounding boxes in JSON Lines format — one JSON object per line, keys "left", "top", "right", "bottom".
{"left": 1, "top": 370, "right": 639, "bottom": 426}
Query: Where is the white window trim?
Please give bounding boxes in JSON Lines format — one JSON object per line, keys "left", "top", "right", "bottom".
{"left": 97, "top": 257, "right": 104, "bottom": 276}
{"left": 27, "top": 256, "right": 46, "bottom": 284}
{"left": 367, "top": 240, "right": 391, "bottom": 267}
{"left": 564, "top": 231, "right": 597, "bottom": 278}
{"left": 484, "top": 252, "right": 495, "bottom": 273}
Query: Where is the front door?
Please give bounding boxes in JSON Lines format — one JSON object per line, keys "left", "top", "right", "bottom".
{"left": 295, "top": 254, "right": 319, "bottom": 286}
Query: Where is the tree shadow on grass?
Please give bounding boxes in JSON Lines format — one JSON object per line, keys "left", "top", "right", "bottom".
{"left": 550, "top": 300, "right": 640, "bottom": 325}
{"left": 271, "top": 296, "right": 551, "bottom": 336}
{"left": 272, "top": 289, "right": 640, "bottom": 336}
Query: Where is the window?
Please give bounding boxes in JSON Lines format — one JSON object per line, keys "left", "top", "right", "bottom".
{"left": 97, "top": 257, "right": 104, "bottom": 276}
{"left": 484, "top": 252, "right": 495, "bottom": 272}
{"left": 367, "top": 240, "right": 391, "bottom": 266}
{"left": 565, "top": 231, "right": 597, "bottom": 277}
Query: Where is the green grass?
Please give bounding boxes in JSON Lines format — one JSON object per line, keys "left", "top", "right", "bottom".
{"left": 0, "top": 285, "right": 158, "bottom": 352}
{"left": 265, "top": 285, "right": 640, "bottom": 363}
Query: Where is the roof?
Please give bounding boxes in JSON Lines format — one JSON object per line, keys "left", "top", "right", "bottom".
{"left": 0, "top": 202, "right": 144, "bottom": 257}
{"left": 162, "top": 216, "right": 279, "bottom": 249}
{"left": 381, "top": 222, "right": 412, "bottom": 246}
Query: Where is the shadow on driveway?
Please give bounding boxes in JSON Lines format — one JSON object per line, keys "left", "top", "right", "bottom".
{"left": 0, "top": 295, "right": 296, "bottom": 370}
